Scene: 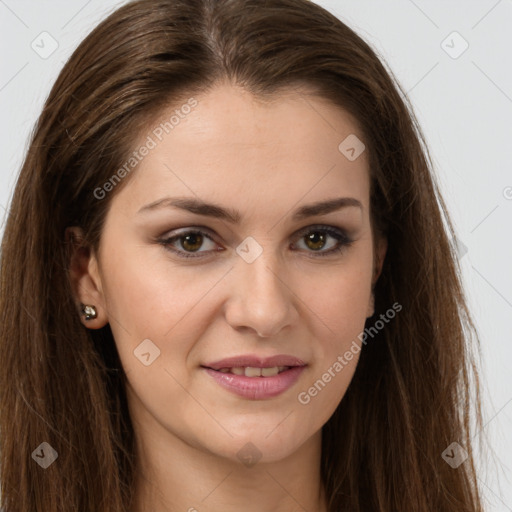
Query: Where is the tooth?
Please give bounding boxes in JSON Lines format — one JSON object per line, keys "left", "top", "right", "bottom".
{"left": 244, "top": 367, "right": 262, "bottom": 377}
{"left": 261, "top": 367, "right": 279, "bottom": 377}
{"left": 218, "top": 368, "right": 231, "bottom": 373}
{"left": 231, "top": 367, "right": 245, "bottom": 375}
{"left": 278, "top": 366, "right": 286, "bottom": 372}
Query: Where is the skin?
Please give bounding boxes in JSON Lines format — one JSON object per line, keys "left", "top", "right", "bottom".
{"left": 68, "top": 81, "right": 387, "bottom": 512}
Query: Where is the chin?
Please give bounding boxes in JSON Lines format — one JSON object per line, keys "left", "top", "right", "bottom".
{"left": 213, "top": 426, "right": 312, "bottom": 466}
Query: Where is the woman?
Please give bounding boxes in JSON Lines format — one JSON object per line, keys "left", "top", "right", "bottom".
{"left": 0, "top": 0, "right": 486, "bottom": 510}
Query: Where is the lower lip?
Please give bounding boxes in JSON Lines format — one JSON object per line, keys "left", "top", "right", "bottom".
{"left": 203, "top": 366, "right": 306, "bottom": 400}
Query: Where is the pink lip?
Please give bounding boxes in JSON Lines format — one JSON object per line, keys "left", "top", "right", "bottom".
{"left": 201, "top": 354, "right": 307, "bottom": 400}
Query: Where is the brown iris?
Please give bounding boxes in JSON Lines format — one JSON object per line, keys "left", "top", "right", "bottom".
{"left": 180, "top": 233, "right": 204, "bottom": 252}
{"left": 304, "top": 231, "right": 326, "bottom": 251}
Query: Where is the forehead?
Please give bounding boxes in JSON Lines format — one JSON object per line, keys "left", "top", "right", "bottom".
{"left": 111, "top": 83, "right": 370, "bottom": 218}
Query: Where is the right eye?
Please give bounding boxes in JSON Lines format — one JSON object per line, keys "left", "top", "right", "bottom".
{"left": 158, "top": 228, "right": 223, "bottom": 259}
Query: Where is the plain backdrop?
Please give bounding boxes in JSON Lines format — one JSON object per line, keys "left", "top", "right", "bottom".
{"left": 1, "top": 1, "right": 511, "bottom": 510}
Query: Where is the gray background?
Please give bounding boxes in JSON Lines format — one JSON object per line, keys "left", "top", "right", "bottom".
{"left": 1, "top": 0, "right": 511, "bottom": 509}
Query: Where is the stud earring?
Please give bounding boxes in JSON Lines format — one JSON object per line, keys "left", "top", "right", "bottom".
{"left": 80, "top": 303, "right": 97, "bottom": 321}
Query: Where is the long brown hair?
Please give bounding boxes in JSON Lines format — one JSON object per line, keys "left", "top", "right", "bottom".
{"left": 0, "top": 0, "right": 485, "bottom": 510}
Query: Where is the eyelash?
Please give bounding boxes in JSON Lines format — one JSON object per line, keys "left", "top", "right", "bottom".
{"left": 158, "top": 225, "right": 354, "bottom": 260}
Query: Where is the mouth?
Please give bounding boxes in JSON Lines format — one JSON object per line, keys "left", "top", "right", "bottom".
{"left": 201, "top": 355, "right": 307, "bottom": 400}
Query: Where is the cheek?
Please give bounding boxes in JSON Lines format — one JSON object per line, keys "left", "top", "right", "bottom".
{"left": 298, "top": 258, "right": 373, "bottom": 341}
{"left": 294, "top": 257, "right": 371, "bottom": 403}
{"left": 99, "top": 244, "right": 222, "bottom": 385}
{"left": 295, "top": 271, "right": 369, "bottom": 425}
{"left": 101, "top": 238, "right": 223, "bottom": 333}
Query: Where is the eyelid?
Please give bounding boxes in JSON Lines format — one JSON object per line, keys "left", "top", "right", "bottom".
{"left": 161, "top": 225, "right": 217, "bottom": 239}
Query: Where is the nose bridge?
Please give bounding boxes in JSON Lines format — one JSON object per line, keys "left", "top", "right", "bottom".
{"left": 226, "top": 245, "right": 295, "bottom": 337}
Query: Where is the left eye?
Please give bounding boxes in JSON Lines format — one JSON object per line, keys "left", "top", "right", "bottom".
{"left": 159, "top": 225, "right": 353, "bottom": 259}
{"left": 293, "top": 227, "right": 345, "bottom": 253}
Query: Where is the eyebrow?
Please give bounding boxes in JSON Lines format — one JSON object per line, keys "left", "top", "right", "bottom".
{"left": 137, "top": 196, "right": 363, "bottom": 223}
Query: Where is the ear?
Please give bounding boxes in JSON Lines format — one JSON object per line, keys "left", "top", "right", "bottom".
{"left": 367, "top": 235, "right": 388, "bottom": 318}
{"left": 65, "top": 226, "right": 109, "bottom": 329}
{"left": 372, "top": 235, "right": 388, "bottom": 286}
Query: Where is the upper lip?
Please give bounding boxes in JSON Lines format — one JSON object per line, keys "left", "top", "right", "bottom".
{"left": 203, "top": 354, "right": 307, "bottom": 370}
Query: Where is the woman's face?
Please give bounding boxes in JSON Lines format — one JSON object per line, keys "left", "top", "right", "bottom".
{"left": 73, "top": 83, "right": 386, "bottom": 464}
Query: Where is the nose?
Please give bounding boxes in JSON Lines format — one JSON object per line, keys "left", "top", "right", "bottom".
{"left": 224, "top": 252, "right": 298, "bottom": 338}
